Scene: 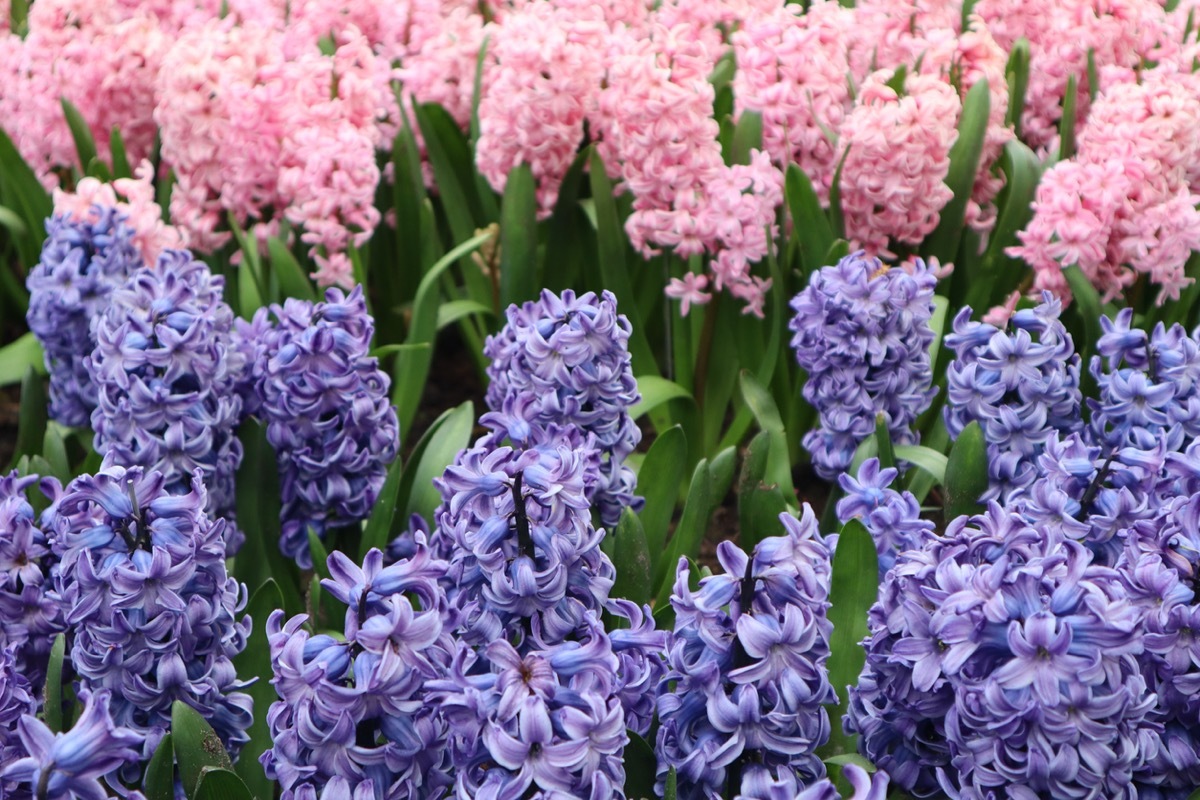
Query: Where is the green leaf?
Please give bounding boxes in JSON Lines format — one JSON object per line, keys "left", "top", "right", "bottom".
{"left": 41, "top": 426, "right": 70, "bottom": 484}
{"left": 728, "top": 111, "right": 763, "bottom": 166}
{"left": 400, "top": 400, "right": 475, "bottom": 526}
{"left": 499, "top": 162, "right": 538, "bottom": 310}
{"left": 926, "top": 295, "right": 950, "bottom": 372}
{"left": 143, "top": 733, "right": 176, "bottom": 800}
{"left": 436, "top": 299, "right": 494, "bottom": 331}
{"left": 944, "top": 421, "right": 989, "bottom": 522}
{"left": 981, "top": 140, "right": 1041, "bottom": 272}
{"left": 268, "top": 237, "right": 316, "bottom": 303}
{"left": 1004, "top": 38, "right": 1030, "bottom": 135}
{"left": 825, "top": 753, "right": 877, "bottom": 771}
{"left": 195, "top": 768, "right": 255, "bottom": 800}
{"left": 786, "top": 164, "right": 835, "bottom": 275}
{"left": 738, "top": 371, "right": 795, "bottom": 503}
{"left": 623, "top": 732, "right": 659, "bottom": 800}
{"left": 360, "top": 456, "right": 403, "bottom": 560}
{"left": 1063, "top": 264, "right": 1102, "bottom": 354}
{"left": 1058, "top": 74, "right": 1079, "bottom": 162}
{"left": 873, "top": 414, "right": 896, "bottom": 471}
{"left": 227, "top": 214, "right": 265, "bottom": 315}
{"left": 884, "top": 64, "right": 909, "bottom": 96}
{"left": 606, "top": 507, "right": 652, "bottom": 605}
{"left": 42, "top": 634, "right": 66, "bottom": 733}
{"left": 60, "top": 98, "right": 98, "bottom": 174}
{"left": 307, "top": 528, "right": 332, "bottom": 582}
{"left": 109, "top": 127, "right": 132, "bottom": 180}
{"left": 892, "top": 445, "right": 948, "bottom": 485}
{"left": 1185, "top": 787, "right": 1200, "bottom": 800}
{"left": 665, "top": 767, "right": 678, "bottom": 800}
{"left": 636, "top": 425, "right": 687, "bottom": 582}
{"left": 630, "top": 376, "right": 693, "bottom": 421}
{"left": 172, "top": 701, "right": 234, "bottom": 799}
{"left": 587, "top": 148, "right": 658, "bottom": 375}
{"left": 653, "top": 458, "right": 712, "bottom": 608}
{"left": 923, "top": 78, "right": 990, "bottom": 265}
{"left": 12, "top": 367, "right": 47, "bottom": 468}
{"left": 828, "top": 145, "right": 851, "bottom": 240}
{"left": 737, "top": 431, "right": 790, "bottom": 551}
{"left": 370, "top": 343, "right": 431, "bottom": 359}
{"left": 9, "top": 0, "right": 27, "bottom": 31}
{"left": 1086, "top": 48, "right": 1099, "bottom": 103}
{"left": 822, "top": 519, "right": 878, "bottom": 757}
{"left": 0, "top": 204, "right": 27, "bottom": 237}
{"left": 0, "top": 333, "right": 45, "bottom": 387}
{"left": 231, "top": 579, "right": 284, "bottom": 800}
{"left": 0, "top": 127, "right": 53, "bottom": 263}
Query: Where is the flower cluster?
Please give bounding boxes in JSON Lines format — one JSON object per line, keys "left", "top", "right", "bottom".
{"left": 51, "top": 466, "right": 252, "bottom": 762}
{"left": 837, "top": 459, "right": 935, "bottom": 574}
{"left": 483, "top": 289, "right": 642, "bottom": 528}
{"left": 26, "top": 207, "right": 143, "bottom": 427}
{"left": 2, "top": 689, "right": 141, "bottom": 800}
{"left": 735, "top": 763, "right": 889, "bottom": 800}
{"left": 263, "top": 544, "right": 457, "bottom": 800}
{"left": 52, "top": 163, "right": 183, "bottom": 264}
{"left": 0, "top": 644, "right": 36, "bottom": 796}
{"left": 657, "top": 508, "right": 836, "bottom": 799}
{"left": 0, "top": 472, "right": 64, "bottom": 693}
{"left": 88, "top": 248, "right": 245, "bottom": 552}
{"left": 943, "top": 294, "right": 1082, "bottom": 501}
{"left": 848, "top": 504, "right": 1157, "bottom": 799}
{"left": 789, "top": 252, "right": 938, "bottom": 480}
{"left": 248, "top": 286, "right": 399, "bottom": 569}
{"left": 432, "top": 613, "right": 629, "bottom": 800}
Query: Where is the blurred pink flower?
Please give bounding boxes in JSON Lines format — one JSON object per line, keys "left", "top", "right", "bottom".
{"left": 665, "top": 272, "right": 711, "bottom": 316}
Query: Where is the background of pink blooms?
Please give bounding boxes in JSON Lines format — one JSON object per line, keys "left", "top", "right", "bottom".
{"left": 5, "top": 0, "right": 1200, "bottom": 308}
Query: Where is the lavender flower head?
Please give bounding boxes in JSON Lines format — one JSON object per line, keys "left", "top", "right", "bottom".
{"left": 943, "top": 293, "right": 1081, "bottom": 501}
{"left": 789, "top": 252, "right": 937, "bottom": 480}
{"left": 87, "top": 249, "right": 245, "bottom": 553}
{"left": 836, "top": 458, "right": 935, "bottom": 574}
{"left": 484, "top": 289, "right": 642, "bottom": 527}
{"left": 263, "top": 543, "right": 457, "bottom": 800}
{"left": 847, "top": 503, "right": 1157, "bottom": 799}
{"left": 0, "top": 471, "right": 64, "bottom": 692}
{"left": 0, "top": 644, "right": 36, "bottom": 794}
{"left": 2, "top": 689, "right": 141, "bottom": 800}
{"left": 736, "top": 763, "right": 889, "bottom": 800}
{"left": 51, "top": 466, "right": 252, "bottom": 763}
{"left": 430, "top": 611, "right": 628, "bottom": 800}
{"left": 657, "top": 508, "right": 836, "bottom": 799}
{"left": 26, "top": 208, "right": 143, "bottom": 426}
{"left": 252, "top": 286, "right": 399, "bottom": 568}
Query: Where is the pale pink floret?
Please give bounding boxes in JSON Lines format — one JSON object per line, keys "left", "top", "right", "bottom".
{"left": 665, "top": 272, "right": 712, "bottom": 317}
{"left": 836, "top": 70, "right": 961, "bottom": 257}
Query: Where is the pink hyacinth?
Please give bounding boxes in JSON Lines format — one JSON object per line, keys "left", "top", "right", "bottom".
{"left": 1012, "top": 68, "right": 1200, "bottom": 304}
{"left": 836, "top": 69, "right": 961, "bottom": 257}
{"left": 474, "top": 3, "right": 606, "bottom": 214}
{"left": 396, "top": 6, "right": 486, "bottom": 132}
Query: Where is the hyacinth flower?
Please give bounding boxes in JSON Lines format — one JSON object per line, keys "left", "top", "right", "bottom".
{"left": 248, "top": 286, "right": 399, "bottom": 568}
{"left": 0, "top": 644, "right": 36, "bottom": 795}
{"left": 847, "top": 503, "right": 1156, "bottom": 799}
{"left": 2, "top": 689, "right": 141, "bottom": 800}
{"left": 51, "top": 466, "right": 252, "bottom": 764}
{"left": 25, "top": 208, "right": 143, "bottom": 427}
{"left": 836, "top": 459, "right": 935, "bottom": 574}
{"left": 789, "top": 252, "right": 938, "bottom": 480}
{"left": 483, "top": 289, "right": 642, "bottom": 529}
{"left": 943, "top": 293, "right": 1081, "bottom": 501}
{"left": 263, "top": 543, "right": 457, "bottom": 800}
{"left": 430, "top": 611, "right": 629, "bottom": 800}
{"left": 0, "top": 472, "right": 64, "bottom": 693}
{"left": 657, "top": 508, "right": 836, "bottom": 799}
{"left": 88, "top": 248, "right": 245, "bottom": 554}
{"left": 735, "top": 763, "right": 889, "bottom": 800}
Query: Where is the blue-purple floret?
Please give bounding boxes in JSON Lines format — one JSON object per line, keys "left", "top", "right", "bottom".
{"left": 250, "top": 286, "right": 399, "bottom": 568}
{"left": 263, "top": 544, "right": 457, "bottom": 800}
{"left": 837, "top": 458, "right": 935, "bottom": 574}
{"left": 0, "top": 472, "right": 64, "bottom": 693}
{"left": 735, "top": 763, "right": 888, "bottom": 800}
{"left": 429, "top": 611, "right": 629, "bottom": 800}
{"left": 26, "top": 209, "right": 143, "bottom": 427}
{"left": 943, "top": 293, "right": 1081, "bottom": 501}
{"left": 484, "top": 289, "right": 642, "bottom": 527}
{"left": 2, "top": 689, "right": 141, "bottom": 800}
{"left": 0, "top": 644, "right": 36, "bottom": 795}
{"left": 88, "top": 249, "right": 245, "bottom": 554}
{"left": 51, "top": 466, "right": 252, "bottom": 764}
{"left": 656, "top": 508, "right": 836, "bottom": 799}
{"left": 847, "top": 503, "right": 1157, "bottom": 800}
{"left": 789, "top": 252, "right": 938, "bottom": 480}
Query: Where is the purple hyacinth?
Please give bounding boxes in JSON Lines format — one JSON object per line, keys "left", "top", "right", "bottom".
{"left": 484, "top": 289, "right": 642, "bottom": 527}
{"left": 735, "top": 764, "right": 889, "bottom": 800}
{"left": 430, "top": 611, "right": 628, "bottom": 800}
{"left": 943, "top": 293, "right": 1081, "bottom": 501}
{"left": 836, "top": 458, "right": 935, "bottom": 574}
{"left": 26, "top": 209, "right": 143, "bottom": 426}
{"left": 0, "top": 644, "right": 36, "bottom": 796}
{"left": 2, "top": 689, "right": 141, "bottom": 800}
{"left": 0, "top": 472, "right": 64, "bottom": 693}
{"left": 251, "top": 286, "right": 399, "bottom": 568}
{"left": 847, "top": 503, "right": 1157, "bottom": 799}
{"left": 51, "top": 466, "right": 252, "bottom": 763}
{"left": 88, "top": 249, "right": 245, "bottom": 554}
{"left": 789, "top": 252, "right": 938, "bottom": 480}
{"left": 656, "top": 508, "right": 836, "bottom": 799}
{"left": 1090, "top": 308, "right": 1200, "bottom": 453}
{"left": 263, "top": 543, "right": 457, "bottom": 800}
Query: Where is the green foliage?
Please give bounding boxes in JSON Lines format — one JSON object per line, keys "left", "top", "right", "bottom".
{"left": 172, "top": 701, "right": 235, "bottom": 799}
{"left": 944, "top": 421, "right": 989, "bottom": 522}
{"left": 231, "top": 579, "right": 284, "bottom": 800}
